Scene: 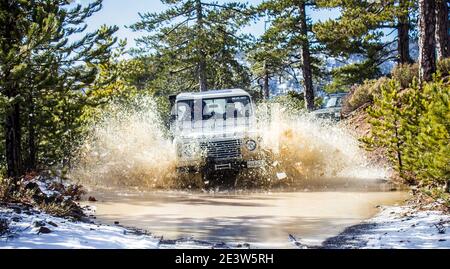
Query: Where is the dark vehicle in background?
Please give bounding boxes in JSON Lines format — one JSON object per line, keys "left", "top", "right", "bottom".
{"left": 312, "top": 93, "right": 348, "bottom": 121}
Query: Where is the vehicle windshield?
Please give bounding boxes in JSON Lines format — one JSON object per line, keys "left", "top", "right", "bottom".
{"left": 325, "top": 97, "right": 343, "bottom": 108}
{"left": 177, "top": 96, "right": 252, "bottom": 122}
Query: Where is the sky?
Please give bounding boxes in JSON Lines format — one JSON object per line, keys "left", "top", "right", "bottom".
{"left": 75, "top": 0, "right": 340, "bottom": 50}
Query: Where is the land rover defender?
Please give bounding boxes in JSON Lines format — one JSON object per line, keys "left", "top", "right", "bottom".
{"left": 170, "top": 89, "right": 264, "bottom": 183}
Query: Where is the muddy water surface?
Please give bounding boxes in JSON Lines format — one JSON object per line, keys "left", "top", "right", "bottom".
{"left": 87, "top": 183, "right": 408, "bottom": 248}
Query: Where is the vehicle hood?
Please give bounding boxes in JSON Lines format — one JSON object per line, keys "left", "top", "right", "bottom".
{"left": 174, "top": 125, "right": 257, "bottom": 141}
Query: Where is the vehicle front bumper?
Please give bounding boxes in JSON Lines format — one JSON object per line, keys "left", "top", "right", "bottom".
{"left": 177, "top": 159, "right": 265, "bottom": 172}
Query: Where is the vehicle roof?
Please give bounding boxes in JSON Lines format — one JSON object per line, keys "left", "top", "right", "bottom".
{"left": 176, "top": 89, "right": 250, "bottom": 101}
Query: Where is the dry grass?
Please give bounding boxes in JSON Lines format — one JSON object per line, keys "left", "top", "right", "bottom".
{"left": 342, "top": 77, "right": 390, "bottom": 115}
{"left": 0, "top": 177, "right": 15, "bottom": 202}
{"left": 1, "top": 174, "right": 85, "bottom": 220}
{"left": 39, "top": 202, "right": 75, "bottom": 219}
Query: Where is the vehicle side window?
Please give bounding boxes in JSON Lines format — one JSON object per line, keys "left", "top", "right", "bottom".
{"left": 177, "top": 101, "right": 192, "bottom": 121}
{"left": 230, "top": 96, "right": 251, "bottom": 118}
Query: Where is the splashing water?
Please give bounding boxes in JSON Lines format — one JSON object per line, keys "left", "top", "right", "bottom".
{"left": 71, "top": 97, "right": 178, "bottom": 189}
{"left": 71, "top": 97, "right": 386, "bottom": 190}
{"left": 255, "top": 104, "right": 386, "bottom": 186}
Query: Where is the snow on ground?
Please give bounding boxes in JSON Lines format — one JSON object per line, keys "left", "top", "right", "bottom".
{"left": 0, "top": 206, "right": 235, "bottom": 249}
{"left": 0, "top": 207, "right": 160, "bottom": 249}
{"left": 323, "top": 205, "right": 450, "bottom": 249}
{"left": 361, "top": 206, "right": 450, "bottom": 249}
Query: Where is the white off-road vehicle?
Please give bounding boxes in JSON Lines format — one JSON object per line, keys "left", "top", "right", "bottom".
{"left": 169, "top": 89, "right": 264, "bottom": 184}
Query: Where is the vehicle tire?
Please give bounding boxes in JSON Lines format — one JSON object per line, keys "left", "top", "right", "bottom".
{"left": 208, "top": 170, "right": 238, "bottom": 190}
{"left": 177, "top": 169, "right": 204, "bottom": 189}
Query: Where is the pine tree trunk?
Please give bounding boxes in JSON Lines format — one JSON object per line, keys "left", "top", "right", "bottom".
{"left": 5, "top": 83, "right": 23, "bottom": 178}
{"left": 3, "top": 4, "right": 23, "bottom": 178}
{"left": 195, "top": 0, "right": 207, "bottom": 92}
{"left": 298, "top": 1, "right": 314, "bottom": 111}
{"left": 198, "top": 58, "right": 207, "bottom": 92}
{"left": 398, "top": 0, "right": 411, "bottom": 63}
{"left": 436, "top": 0, "right": 450, "bottom": 59}
{"left": 26, "top": 89, "right": 36, "bottom": 171}
{"left": 418, "top": 0, "right": 437, "bottom": 83}
{"left": 263, "top": 69, "right": 270, "bottom": 99}
{"left": 394, "top": 124, "right": 404, "bottom": 176}
{"left": 27, "top": 122, "right": 36, "bottom": 171}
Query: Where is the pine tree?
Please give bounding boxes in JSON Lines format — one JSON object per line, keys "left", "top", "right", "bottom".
{"left": 416, "top": 78, "right": 450, "bottom": 187}
{"left": 255, "top": 0, "right": 320, "bottom": 110}
{"left": 314, "top": 0, "right": 416, "bottom": 89}
{"left": 435, "top": 0, "right": 449, "bottom": 59}
{"left": 362, "top": 80, "right": 408, "bottom": 178}
{"left": 247, "top": 38, "right": 286, "bottom": 100}
{"left": 397, "top": 79, "right": 425, "bottom": 182}
{"left": 0, "top": 0, "right": 60, "bottom": 177}
{"left": 363, "top": 74, "right": 450, "bottom": 192}
{"left": 84, "top": 42, "right": 150, "bottom": 119}
{"left": 398, "top": 0, "right": 414, "bottom": 64}
{"left": 130, "top": 0, "right": 253, "bottom": 93}
{"left": 0, "top": 0, "right": 118, "bottom": 176}
{"left": 418, "top": 0, "right": 437, "bottom": 82}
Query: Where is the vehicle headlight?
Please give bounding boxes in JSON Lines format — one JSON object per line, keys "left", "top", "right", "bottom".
{"left": 181, "top": 143, "right": 198, "bottom": 157}
{"left": 334, "top": 112, "right": 340, "bottom": 118}
{"left": 245, "top": 139, "right": 257, "bottom": 151}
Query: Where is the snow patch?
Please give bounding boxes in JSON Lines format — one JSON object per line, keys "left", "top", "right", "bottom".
{"left": 0, "top": 207, "right": 159, "bottom": 249}
{"left": 359, "top": 206, "right": 450, "bottom": 249}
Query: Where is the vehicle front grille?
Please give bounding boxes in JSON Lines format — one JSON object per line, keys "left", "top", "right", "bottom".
{"left": 200, "top": 139, "right": 242, "bottom": 160}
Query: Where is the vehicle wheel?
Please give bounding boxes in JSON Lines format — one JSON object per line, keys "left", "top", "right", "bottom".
{"left": 209, "top": 171, "right": 238, "bottom": 190}
{"left": 177, "top": 170, "right": 204, "bottom": 189}
{"left": 189, "top": 171, "right": 204, "bottom": 189}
